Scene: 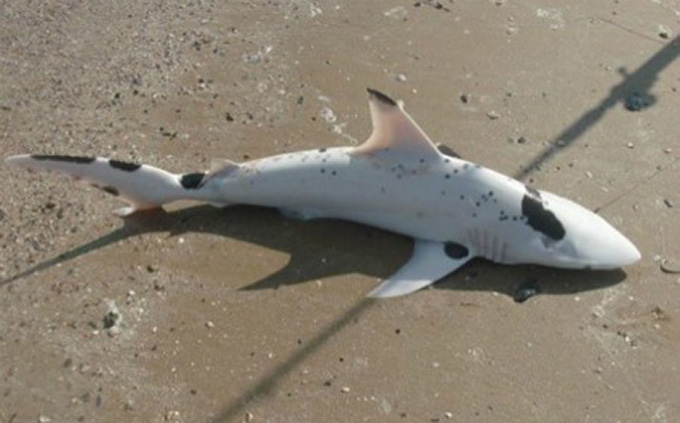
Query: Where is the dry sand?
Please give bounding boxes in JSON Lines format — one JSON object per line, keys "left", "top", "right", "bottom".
{"left": 1, "top": 1, "right": 680, "bottom": 422}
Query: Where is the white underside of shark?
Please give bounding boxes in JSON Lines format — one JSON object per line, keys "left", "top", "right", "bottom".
{"left": 5, "top": 88, "right": 641, "bottom": 297}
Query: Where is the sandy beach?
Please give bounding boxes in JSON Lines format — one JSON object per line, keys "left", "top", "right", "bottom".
{"left": 1, "top": 1, "right": 679, "bottom": 422}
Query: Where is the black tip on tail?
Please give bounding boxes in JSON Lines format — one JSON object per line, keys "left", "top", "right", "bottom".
{"left": 31, "top": 155, "right": 96, "bottom": 164}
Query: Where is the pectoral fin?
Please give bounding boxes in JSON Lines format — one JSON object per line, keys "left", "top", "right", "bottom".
{"left": 368, "top": 240, "right": 474, "bottom": 298}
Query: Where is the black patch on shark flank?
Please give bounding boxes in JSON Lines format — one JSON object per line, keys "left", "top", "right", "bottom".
{"left": 180, "top": 172, "right": 206, "bottom": 189}
{"left": 31, "top": 155, "right": 95, "bottom": 164}
{"left": 445, "top": 242, "right": 469, "bottom": 259}
{"left": 109, "top": 159, "right": 141, "bottom": 172}
{"left": 521, "top": 192, "right": 566, "bottom": 241}
{"left": 366, "top": 88, "right": 397, "bottom": 107}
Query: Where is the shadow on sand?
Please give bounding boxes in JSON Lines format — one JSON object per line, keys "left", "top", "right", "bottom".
{"left": 2, "top": 204, "right": 626, "bottom": 298}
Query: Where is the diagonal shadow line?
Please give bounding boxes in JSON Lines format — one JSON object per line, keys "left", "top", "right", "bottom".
{"left": 1, "top": 228, "right": 135, "bottom": 288}
{"left": 211, "top": 297, "right": 376, "bottom": 423}
{"left": 0, "top": 210, "right": 173, "bottom": 288}
{"left": 514, "top": 35, "right": 680, "bottom": 181}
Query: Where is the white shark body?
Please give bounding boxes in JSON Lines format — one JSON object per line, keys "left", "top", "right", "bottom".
{"left": 5, "top": 89, "right": 640, "bottom": 297}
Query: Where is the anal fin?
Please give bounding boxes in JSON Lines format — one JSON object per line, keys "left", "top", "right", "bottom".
{"left": 368, "top": 240, "right": 474, "bottom": 298}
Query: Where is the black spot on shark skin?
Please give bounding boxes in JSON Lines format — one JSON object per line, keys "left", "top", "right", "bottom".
{"left": 445, "top": 242, "right": 469, "bottom": 259}
{"left": 109, "top": 159, "right": 141, "bottom": 172}
{"left": 180, "top": 172, "right": 205, "bottom": 189}
{"left": 32, "top": 155, "right": 95, "bottom": 164}
{"left": 367, "top": 88, "right": 397, "bottom": 106}
{"left": 102, "top": 186, "right": 119, "bottom": 196}
{"left": 521, "top": 193, "right": 566, "bottom": 241}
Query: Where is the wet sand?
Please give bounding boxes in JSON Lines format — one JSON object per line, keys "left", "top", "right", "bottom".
{"left": 1, "top": 1, "right": 680, "bottom": 422}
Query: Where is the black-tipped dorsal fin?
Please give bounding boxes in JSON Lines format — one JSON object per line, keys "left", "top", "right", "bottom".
{"left": 352, "top": 88, "right": 441, "bottom": 160}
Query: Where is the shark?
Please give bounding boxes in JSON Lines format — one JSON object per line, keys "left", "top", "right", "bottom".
{"left": 5, "top": 88, "right": 641, "bottom": 297}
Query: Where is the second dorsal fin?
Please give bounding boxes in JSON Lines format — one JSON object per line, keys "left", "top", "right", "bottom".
{"left": 352, "top": 88, "right": 441, "bottom": 161}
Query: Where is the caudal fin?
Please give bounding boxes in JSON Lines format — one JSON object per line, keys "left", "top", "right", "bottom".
{"left": 5, "top": 154, "right": 210, "bottom": 216}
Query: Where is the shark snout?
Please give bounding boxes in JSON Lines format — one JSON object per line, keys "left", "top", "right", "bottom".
{"left": 581, "top": 228, "right": 641, "bottom": 269}
{"left": 540, "top": 192, "right": 641, "bottom": 270}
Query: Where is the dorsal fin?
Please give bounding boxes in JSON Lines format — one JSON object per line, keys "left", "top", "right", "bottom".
{"left": 352, "top": 88, "right": 441, "bottom": 160}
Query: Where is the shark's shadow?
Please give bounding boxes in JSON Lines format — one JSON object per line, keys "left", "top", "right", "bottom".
{"left": 2, "top": 204, "right": 625, "bottom": 298}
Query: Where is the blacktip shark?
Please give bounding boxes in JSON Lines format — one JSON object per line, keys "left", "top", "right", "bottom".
{"left": 5, "top": 89, "right": 640, "bottom": 297}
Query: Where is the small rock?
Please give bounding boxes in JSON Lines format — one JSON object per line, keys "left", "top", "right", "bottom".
{"left": 514, "top": 280, "right": 540, "bottom": 303}
{"left": 660, "top": 258, "right": 680, "bottom": 274}
{"left": 663, "top": 198, "right": 674, "bottom": 208}
{"left": 205, "top": 321, "right": 215, "bottom": 329}
{"left": 444, "top": 411, "right": 453, "bottom": 419}
{"left": 245, "top": 411, "right": 254, "bottom": 422}
{"left": 38, "top": 416, "right": 51, "bottom": 423}
{"left": 663, "top": 148, "right": 672, "bottom": 154}
{"left": 486, "top": 110, "right": 500, "bottom": 120}
{"left": 103, "top": 302, "right": 121, "bottom": 330}
{"left": 626, "top": 142, "right": 634, "bottom": 149}
{"left": 624, "top": 92, "right": 650, "bottom": 111}
{"left": 395, "top": 73, "right": 407, "bottom": 83}
{"left": 658, "top": 25, "right": 672, "bottom": 39}
{"left": 340, "top": 386, "right": 351, "bottom": 393}
{"left": 460, "top": 93, "right": 469, "bottom": 104}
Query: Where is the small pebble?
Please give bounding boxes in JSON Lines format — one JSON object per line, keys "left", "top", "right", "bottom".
{"left": 663, "top": 198, "right": 674, "bottom": 208}
{"left": 658, "top": 25, "right": 672, "bottom": 39}
{"left": 395, "top": 73, "right": 407, "bottom": 83}
{"left": 38, "top": 416, "right": 51, "bottom": 423}
{"left": 626, "top": 142, "right": 634, "bottom": 149}
{"left": 205, "top": 321, "right": 215, "bottom": 329}
{"left": 660, "top": 258, "right": 680, "bottom": 274}
{"left": 624, "top": 92, "right": 650, "bottom": 111}
{"left": 245, "top": 411, "right": 254, "bottom": 422}
{"left": 340, "top": 386, "right": 351, "bottom": 393}
{"left": 444, "top": 411, "right": 453, "bottom": 419}
{"left": 486, "top": 110, "right": 500, "bottom": 120}
{"left": 514, "top": 280, "right": 540, "bottom": 303}
{"left": 663, "top": 148, "right": 672, "bottom": 154}
{"left": 103, "top": 310, "right": 119, "bottom": 330}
